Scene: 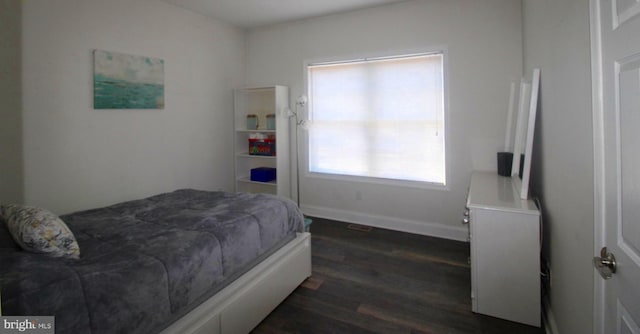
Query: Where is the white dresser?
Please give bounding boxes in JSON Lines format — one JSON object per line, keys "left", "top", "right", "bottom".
{"left": 465, "top": 171, "right": 541, "bottom": 327}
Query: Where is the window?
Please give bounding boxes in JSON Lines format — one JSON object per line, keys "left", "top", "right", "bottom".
{"left": 306, "top": 52, "right": 446, "bottom": 185}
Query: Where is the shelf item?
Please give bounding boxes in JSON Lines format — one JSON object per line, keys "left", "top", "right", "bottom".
{"left": 248, "top": 137, "right": 276, "bottom": 156}
{"left": 465, "top": 171, "right": 541, "bottom": 327}
{"left": 251, "top": 167, "right": 276, "bottom": 183}
{"left": 266, "top": 114, "right": 276, "bottom": 130}
{"left": 233, "top": 86, "right": 290, "bottom": 198}
{"left": 246, "top": 114, "right": 259, "bottom": 130}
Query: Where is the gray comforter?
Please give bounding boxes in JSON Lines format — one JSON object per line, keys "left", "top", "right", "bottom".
{"left": 0, "top": 189, "right": 304, "bottom": 333}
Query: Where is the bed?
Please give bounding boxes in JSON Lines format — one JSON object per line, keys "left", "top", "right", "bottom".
{"left": 0, "top": 189, "right": 311, "bottom": 334}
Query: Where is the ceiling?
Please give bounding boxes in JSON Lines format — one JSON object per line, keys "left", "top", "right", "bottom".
{"left": 162, "top": 0, "right": 410, "bottom": 29}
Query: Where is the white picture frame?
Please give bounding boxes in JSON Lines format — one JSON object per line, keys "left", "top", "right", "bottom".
{"left": 511, "top": 68, "right": 540, "bottom": 200}
{"left": 504, "top": 81, "right": 519, "bottom": 152}
{"left": 511, "top": 80, "right": 530, "bottom": 181}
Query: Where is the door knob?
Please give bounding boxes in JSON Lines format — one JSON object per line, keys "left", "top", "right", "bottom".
{"left": 593, "top": 247, "right": 617, "bottom": 280}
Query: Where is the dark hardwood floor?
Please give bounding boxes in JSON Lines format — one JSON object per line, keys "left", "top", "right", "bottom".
{"left": 252, "top": 217, "right": 545, "bottom": 334}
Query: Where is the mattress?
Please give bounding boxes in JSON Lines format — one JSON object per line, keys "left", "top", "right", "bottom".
{"left": 0, "top": 189, "right": 304, "bottom": 334}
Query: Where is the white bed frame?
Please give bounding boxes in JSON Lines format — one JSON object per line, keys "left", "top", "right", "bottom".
{"left": 160, "top": 232, "right": 311, "bottom": 334}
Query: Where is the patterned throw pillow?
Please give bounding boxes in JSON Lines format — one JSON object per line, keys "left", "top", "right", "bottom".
{"left": 0, "top": 204, "right": 80, "bottom": 259}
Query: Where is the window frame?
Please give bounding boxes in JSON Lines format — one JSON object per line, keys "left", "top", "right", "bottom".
{"left": 301, "top": 48, "right": 450, "bottom": 190}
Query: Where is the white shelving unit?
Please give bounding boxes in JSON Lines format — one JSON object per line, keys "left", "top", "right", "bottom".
{"left": 233, "top": 86, "right": 290, "bottom": 199}
{"left": 465, "top": 171, "right": 541, "bottom": 327}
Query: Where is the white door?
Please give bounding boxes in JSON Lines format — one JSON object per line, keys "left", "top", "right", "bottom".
{"left": 592, "top": 1, "right": 640, "bottom": 333}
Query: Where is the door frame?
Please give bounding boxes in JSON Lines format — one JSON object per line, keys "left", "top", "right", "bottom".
{"left": 590, "top": 0, "right": 606, "bottom": 333}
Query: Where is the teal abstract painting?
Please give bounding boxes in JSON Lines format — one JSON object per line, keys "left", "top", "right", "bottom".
{"left": 93, "top": 50, "right": 164, "bottom": 109}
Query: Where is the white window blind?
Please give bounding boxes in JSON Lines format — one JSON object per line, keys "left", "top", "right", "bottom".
{"left": 307, "top": 53, "right": 446, "bottom": 185}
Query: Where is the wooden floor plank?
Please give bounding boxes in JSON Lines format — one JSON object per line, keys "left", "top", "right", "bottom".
{"left": 252, "top": 217, "right": 545, "bottom": 334}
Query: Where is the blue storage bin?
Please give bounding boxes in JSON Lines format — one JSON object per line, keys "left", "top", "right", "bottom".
{"left": 250, "top": 167, "right": 276, "bottom": 182}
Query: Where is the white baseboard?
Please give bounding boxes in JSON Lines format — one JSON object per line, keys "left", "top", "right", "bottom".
{"left": 300, "top": 204, "right": 468, "bottom": 242}
{"left": 543, "top": 297, "right": 560, "bottom": 334}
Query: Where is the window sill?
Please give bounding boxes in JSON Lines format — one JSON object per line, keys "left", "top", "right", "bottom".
{"left": 304, "top": 171, "right": 448, "bottom": 191}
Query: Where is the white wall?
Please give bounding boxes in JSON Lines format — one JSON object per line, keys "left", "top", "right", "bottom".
{"left": 522, "top": 1, "right": 594, "bottom": 333}
{"left": 247, "top": 0, "right": 523, "bottom": 239}
{"left": 22, "top": 0, "right": 245, "bottom": 214}
{"left": 0, "top": 0, "right": 23, "bottom": 204}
